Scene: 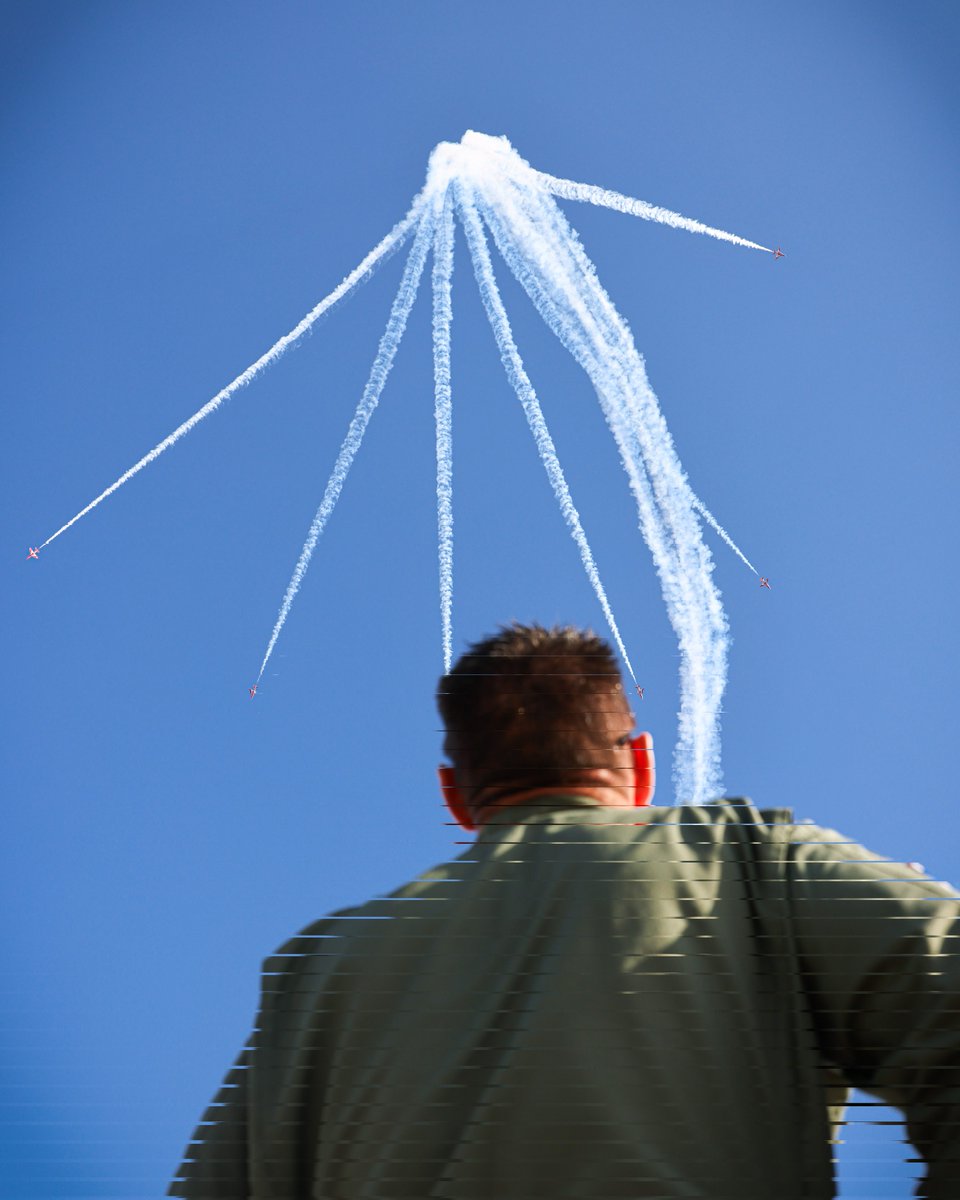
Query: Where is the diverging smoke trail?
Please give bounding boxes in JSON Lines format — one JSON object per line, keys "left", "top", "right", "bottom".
{"left": 432, "top": 190, "right": 456, "bottom": 674}
{"left": 536, "top": 169, "right": 771, "bottom": 253}
{"left": 491, "top": 176, "right": 727, "bottom": 800}
{"left": 40, "top": 192, "right": 428, "bottom": 551}
{"left": 256, "top": 206, "right": 437, "bottom": 682}
{"left": 456, "top": 183, "right": 639, "bottom": 688}
{"left": 466, "top": 145, "right": 728, "bottom": 801}
{"left": 477, "top": 166, "right": 758, "bottom": 580}
{"left": 37, "top": 129, "right": 764, "bottom": 789}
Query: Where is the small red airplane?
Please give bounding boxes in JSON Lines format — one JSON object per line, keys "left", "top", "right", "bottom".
{"left": 26, "top": 546, "right": 40, "bottom": 560}
{"left": 772, "top": 247, "right": 785, "bottom": 260}
{"left": 759, "top": 577, "right": 771, "bottom": 589}
{"left": 635, "top": 686, "right": 645, "bottom": 700}
{"left": 248, "top": 685, "right": 258, "bottom": 698}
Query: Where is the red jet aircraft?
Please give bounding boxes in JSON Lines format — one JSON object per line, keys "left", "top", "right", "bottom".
{"left": 772, "top": 247, "right": 785, "bottom": 260}
{"left": 26, "top": 547, "right": 40, "bottom": 560}
{"left": 759, "top": 577, "right": 771, "bottom": 589}
{"left": 248, "top": 685, "right": 258, "bottom": 698}
{"left": 635, "top": 686, "right": 645, "bottom": 700}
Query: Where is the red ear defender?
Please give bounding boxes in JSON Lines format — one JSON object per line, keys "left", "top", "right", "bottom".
{"left": 438, "top": 766, "right": 476, "bottom": 832}
{"left": 630, "top": 735, "right": 655, "bottom": 807}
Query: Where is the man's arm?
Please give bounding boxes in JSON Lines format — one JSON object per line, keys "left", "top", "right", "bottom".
{"left": 167, "top": 1044, "right": 251, "bottom": 1199}
{"left": 786, "top": 825, "right": 960, "bottom": 1199}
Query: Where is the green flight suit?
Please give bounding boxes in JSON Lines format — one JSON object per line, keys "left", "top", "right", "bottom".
{"left": 169, "top": 798, "right": 960, "bottom": 1198}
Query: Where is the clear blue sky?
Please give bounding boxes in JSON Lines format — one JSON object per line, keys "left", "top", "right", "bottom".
{"left": 3, "top": 2, "right": 958, "bottom": 1195}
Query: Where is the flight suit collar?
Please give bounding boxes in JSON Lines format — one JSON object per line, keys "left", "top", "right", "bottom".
{"left": 475, "top": 794, "right": 660, "bottom": 835}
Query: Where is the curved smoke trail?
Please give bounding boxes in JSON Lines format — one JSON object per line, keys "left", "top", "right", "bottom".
{"left": 475, "top": 158, "right": 758, "bottom": 582}
{"left": 459, "top": 136, "right": 729, "bottom": 800}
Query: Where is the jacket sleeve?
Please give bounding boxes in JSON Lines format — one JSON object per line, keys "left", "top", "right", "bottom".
{"left": 784, "top": 824, "right": 960, "bottom": 1199}
{"left": 167, "top": 1043, "right": 251, "bottom": 1198}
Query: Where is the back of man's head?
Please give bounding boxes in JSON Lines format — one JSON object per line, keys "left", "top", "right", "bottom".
{"left": 436, "top": 622, "right": 631, "bottom": 797}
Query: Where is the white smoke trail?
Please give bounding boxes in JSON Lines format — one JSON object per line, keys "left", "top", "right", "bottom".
{"left": 479, "top": 177, "right": 759, "bottom": 576}
{"left": 480, "top": 190, "right": 719, "bottom": 798}
{"left": 690, "top": 496, "right": 758, "bottom": 574}
{"left": 536, "top": 169, "right": 771, "bottom": 253}
{"left": 39, "top": 193, "right": 429, "bottom": 550}
{"left": 475, "top": 164, "right": 759, "bottom": 577}
{"left": 461, "top": 137, "right": 728, "bottom": 800}
{"left": 492, "top": 184, "right": 728, "bottom": 799}
{"left": 36, "top": 128, "right": 766, "bottom": 800}
{"left": 431, "top": 190, "right": 456, "bottom": 674}
{"left": 256, "top": 207, "right": 437, "bottom": 682}
{"left": 456, "top": 183, "right": 639, "bottom": 688}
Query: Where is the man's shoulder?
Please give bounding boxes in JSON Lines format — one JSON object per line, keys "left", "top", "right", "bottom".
{"left": 262, "top": 902, "right": 367, "bottom": 971}
{"left": 265, "top": 860, "right": 471, "bottom": 966}
{"left": 706, "top": 796, "right": 795, "bottom": 825}
{"left": 638, "top": 797, "right": 798, "bottom": 837}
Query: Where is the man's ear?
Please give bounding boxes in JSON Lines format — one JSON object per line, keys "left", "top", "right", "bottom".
{"left": 630, "top": 733, "right": 655, "bottom": 807}
{"left": 438, "top": 765, "right": 476, "bottom": 832}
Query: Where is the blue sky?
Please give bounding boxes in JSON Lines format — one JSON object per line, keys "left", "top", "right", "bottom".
{"left": 3, "top": 2, "right": 959, "bottom": 1194}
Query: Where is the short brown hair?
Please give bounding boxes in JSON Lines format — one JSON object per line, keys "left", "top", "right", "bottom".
{"left": 436, "top": 622, "right": 630, "bottom": 792}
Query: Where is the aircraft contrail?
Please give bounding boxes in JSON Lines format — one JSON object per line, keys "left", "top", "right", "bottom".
{"left": 255, "top": 204, "right": 438, "bottom": 684}
{"left": 474, "top": 155, "right": 760, "bottom": 584}
{"left": 458, "top": 181, "right": 640, "bottom": 689}
{"left": 432, "top": 190, "right": 456, "bottom": 675}
{"left": 536, "top": 169, "right": 772, "bottom": 253}
{"left": 38, "top": 192, "right": 428, "bottom": 550}
{"left": 36, "top": 130, "right": 776, "bottom": 804}
{"left": 470, "top": 146, "right": 729, "bottom": 801}
{"left": 690, "top": 496, "right": 758, "bottom": 574}
{"left": 492, "top": 213, "right": 759, "bottom": 575}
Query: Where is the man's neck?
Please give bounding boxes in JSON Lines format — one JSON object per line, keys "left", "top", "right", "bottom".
{"left": 474, "top": 784, "right": 632, "bottom": 825}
